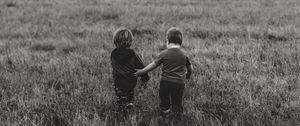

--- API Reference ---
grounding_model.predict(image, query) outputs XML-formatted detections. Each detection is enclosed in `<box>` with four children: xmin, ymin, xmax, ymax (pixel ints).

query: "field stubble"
<box><xmin>0</xmin><ymin>0</ymin><xmax>300</xmax><ymax>125</ymax></box>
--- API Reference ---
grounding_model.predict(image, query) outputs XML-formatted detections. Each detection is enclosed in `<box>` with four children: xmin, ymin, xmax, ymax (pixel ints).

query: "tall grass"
<box><xmin>0</xmin><ymin>0</ymin><xmax>300</xmax><ymax>125</ymax></box>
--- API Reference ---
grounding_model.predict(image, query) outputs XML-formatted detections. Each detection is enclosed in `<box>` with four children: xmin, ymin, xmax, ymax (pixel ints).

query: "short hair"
<box><xmin>113</xmin><ymin>28</ymin><xmax>133</xmax><ymax>48</ymax></box>
<box><xmin>166</xmin><ymin>27</ymin><xmax>183</xmax><ymax>45</ymax></box>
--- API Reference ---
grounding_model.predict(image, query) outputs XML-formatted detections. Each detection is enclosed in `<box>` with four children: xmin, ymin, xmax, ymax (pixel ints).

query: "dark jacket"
<box><xmin>111</xmin><ymin>48</ymin><xmax>150</xmax><ymax>83</ymax></box>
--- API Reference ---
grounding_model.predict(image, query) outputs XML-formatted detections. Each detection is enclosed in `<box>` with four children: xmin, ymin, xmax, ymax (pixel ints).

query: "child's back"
<box><xmin>110</xmin><ymin>28</ymin><xmax>149</xmax><ymax>115</ymax></box>
<box><xmin>111</xmin><ymin>48</ymin><xmax>145</xmax><ymax>76</ymax></box>
<box><xmin>111</xmin><ymin>48</ymin><xmax>149</xmax><ymax>88</ymax></box>
<box><xmin>135</xmin><ymin>27</ymin><xmax>193</xmax><ymax>118</ymax></box>
<box><xmin>154</xmin><ymin>48</ymin><xmax>190</xmax><ymax>84</ymax></box>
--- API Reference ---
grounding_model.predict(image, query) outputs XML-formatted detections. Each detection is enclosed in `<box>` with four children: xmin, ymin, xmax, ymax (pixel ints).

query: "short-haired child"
<box><xmin>135</xmin><ymin>27</ymin><xmax>193</xmax><ymax>118</ymax></box>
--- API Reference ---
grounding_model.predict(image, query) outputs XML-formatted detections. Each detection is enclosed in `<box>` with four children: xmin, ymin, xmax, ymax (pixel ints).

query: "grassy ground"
<box><xmin>0</xmin><ymin>0</ymin><xmax>300</xmax><ymax>125</ymax></box>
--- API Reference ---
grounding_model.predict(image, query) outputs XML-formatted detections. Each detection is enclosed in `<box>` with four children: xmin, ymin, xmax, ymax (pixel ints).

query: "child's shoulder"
<box><xmin>168</xmin><ymin>48</ymin><xmax>187</xmax><ymax>55</ymax></box>
<box><xmin>158</xmin><ymin>48</ymin><xmax>170</xmax><ymax>56</ymax></box>
<box><xmin>173</xmin><ymin>48</ymin><xmax>189</xmax><ymax>58</ymax></box>
<box><xmin>178</xmin><ymin>48</ymin><xmax>187</xmax><ymax>54</ymax></box>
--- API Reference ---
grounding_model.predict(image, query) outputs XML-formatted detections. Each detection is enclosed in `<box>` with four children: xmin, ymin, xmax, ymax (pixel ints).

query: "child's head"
<box><xmin>166</xmin><ymin>27</ymin><xmax>183</xmax><ymax>45</ymax></box>
<box><xmin>113</xmin><ymin>28</ymin><xmax>133</xmax><ymax>48</ymax></box>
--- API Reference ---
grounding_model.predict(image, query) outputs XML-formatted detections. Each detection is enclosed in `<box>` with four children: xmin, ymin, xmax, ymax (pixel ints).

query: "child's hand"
<box><xmin>134</xmin><ymin>69</ymin><xmax>145</xmax><ymax>76</ymax></box>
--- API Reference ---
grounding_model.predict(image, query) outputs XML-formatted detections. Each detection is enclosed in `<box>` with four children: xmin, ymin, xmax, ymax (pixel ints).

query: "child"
<box><xmin>135</xmin><ymin>27</ymin><xmax>193</xmax><ymax>117</ymax></box>
<box><xmin>111</xmin><ymin>28</ymin><xmax>149</xmax><ymax>115</ymax></box>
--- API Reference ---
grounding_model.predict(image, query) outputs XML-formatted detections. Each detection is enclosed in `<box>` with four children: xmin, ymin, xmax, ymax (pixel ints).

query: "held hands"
<box><xmin>136</xmin><ymin>69</ymin><xmax>149</xmax><ymax>89</ymax></box>
<box><xmin>134</xmin><ymin>69</ymin><xmax>145</xmax><ymax>77</ymax></box>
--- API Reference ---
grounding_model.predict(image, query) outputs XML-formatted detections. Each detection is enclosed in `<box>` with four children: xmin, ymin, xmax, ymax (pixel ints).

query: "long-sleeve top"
<box><xmin>111</xmin><ymin>48</ymin><xmax>149</xmax><ymax>82</ymax></box>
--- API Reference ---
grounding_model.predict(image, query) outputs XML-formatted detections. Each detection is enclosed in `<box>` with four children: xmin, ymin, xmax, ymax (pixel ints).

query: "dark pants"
<box><xmin>113</xmin><ymin>74</ymin><xmax>137</xmax><ymax>114</ymax></box>
<box><xmin>159</xmin><ymin>80</ymin><xmax>184</xmax><ymax>114</ymax></box>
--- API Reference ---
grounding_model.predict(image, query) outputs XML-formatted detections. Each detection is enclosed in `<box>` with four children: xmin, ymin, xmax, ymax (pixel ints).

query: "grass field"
<box><xmin>1</xmin><ymin>0</ymin><xmax>300</xmax><ymax>125</ymax></box>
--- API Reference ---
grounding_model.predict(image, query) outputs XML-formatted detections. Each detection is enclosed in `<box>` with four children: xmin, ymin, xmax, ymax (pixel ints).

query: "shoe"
<box><xmin>126</xmin><ymin>103</ymin><xmax>134</xmax><ymax>110</ymax></box>
<box><xmin>160</xmin><ymin>108</ymin><xmax>171</xmax><ymax>114</ymax></box>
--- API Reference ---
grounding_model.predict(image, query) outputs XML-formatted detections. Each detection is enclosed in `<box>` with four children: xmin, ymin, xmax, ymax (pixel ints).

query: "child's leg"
<box><xmin>114</xmin><ymin>75</ymin><xmax>137</xmax><ymax>114</ymax></box>
<box><xmin>114</xmin><ymin>87</ymin><xmax>128</xmax><ymax>112</ymax></box>
<box><xmin>114</xmin><ymin>87</ymin><xmax>135</xmax><ymax>115</ymax></box>
<box><xmin>124</xmin><ymin>88</ymin><xmax>134</xmax><ymax>110</ymax></box>
<box><xmin>159</xmin><ymin>81</ymin><xmax>171</xmax><ymax>113</ymax></box>
<box><xmin>170</xmin><ymin>84</ymin><xmax>184</xmax><ymax>116</ymax></box>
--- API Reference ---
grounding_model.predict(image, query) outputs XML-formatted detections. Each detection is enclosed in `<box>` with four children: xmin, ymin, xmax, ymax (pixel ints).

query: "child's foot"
<box><xmin>126</xmin><ymin>103</ymin><xmax>134</xmax><ymax>110</ymax></box>
<box><xmin>160</xmin><ymin>108</ymin><xmax>171</xmax><ymax>118</ymax></box>
<box><xmin>161</xmin><ymin>109</ymin><xmax>171</xmax><ymax>114</ymax></box>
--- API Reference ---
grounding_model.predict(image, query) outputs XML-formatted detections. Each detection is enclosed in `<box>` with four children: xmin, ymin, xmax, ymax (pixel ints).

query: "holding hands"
<box><xmin>137</xmin><ymin>69</ymin><xmax>149</xmax><ymax>89</ymax></box>
<box><xmin>134</xmin><ymin>69</ymin><xmax>146</xmax><ymax>77</ymax></box>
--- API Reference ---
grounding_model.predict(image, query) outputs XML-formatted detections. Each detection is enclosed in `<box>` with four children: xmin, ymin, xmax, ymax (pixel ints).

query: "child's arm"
<box><xmin>135</xmin><ymin>50</ymin><xmax>165</xmax><ymax>77</ymax></box>
<box><xmin>134</xmin><ymin>53</ymin><xmax>150</xmax><ymax>82</ymax></box>
<box><xmin>134</xmin><ymin>62</ymin><xmax>158</xmax><ymax>76</ymax></box>
<box><xmin>186</xmin><ymin>64</ymin><xmax>193</xmax><ymax>79</ymax></box>
<box><xmin>186</xmin><ymin>57</ymin><xmax>193</xmax><ymax>79</ymax></box>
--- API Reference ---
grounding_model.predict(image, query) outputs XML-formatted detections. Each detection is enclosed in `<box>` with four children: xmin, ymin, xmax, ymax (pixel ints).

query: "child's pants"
<box><xmin>113</xmin><ymin>74</ymin><xmax>137</xmax><ymax>113</ymax></box>
<box><xmin>159</xmin><ymin>80</ymin><xmax>184</xmax><ymax>114</ymax></box>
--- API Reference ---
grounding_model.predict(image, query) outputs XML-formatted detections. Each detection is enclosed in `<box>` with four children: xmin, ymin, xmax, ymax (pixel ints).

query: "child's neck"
<box><xmin>167</xmin><ymin>43</ymin><xmax>180</xmax><ymax>49</ymax></box>
<box><xmin>117</xmin><ymin>47</ymin><xmax>131</xmax><ymax>49</ymax></box>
